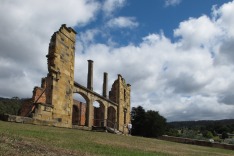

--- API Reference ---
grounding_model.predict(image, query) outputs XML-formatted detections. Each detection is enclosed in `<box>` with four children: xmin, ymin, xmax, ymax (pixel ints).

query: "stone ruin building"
<box><xmin>19</xmin><ymin>24</ymin><xmax>131</xmax><ymax>134</ymax></box>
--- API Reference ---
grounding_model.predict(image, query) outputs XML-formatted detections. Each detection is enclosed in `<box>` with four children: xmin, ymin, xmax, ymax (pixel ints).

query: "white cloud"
<box><xmin>214</xmin><ymin>1</ymin><xmax>234</xmax><ymax>36</ymax></box>
<box><xmin>77</xmin><ymin>29</ymin><xmax>101</xmax><ymax>52</ymax></box>
<box><xmin>107</xmin><ymin>16</ymin><xmax>139</xmax><ymax>28</ymax></box>
<box><xmin>174</xmin><ymin>15</ymin><xmax>223</xmax><ymax>49</ymax></box>
<box><xmin>165</xmin><ymin>0</ymin><xmax>182</xmax><ymax>7</ymax></box>
<box><xmin>0</xmin><ymin>0</ymin><xmax>100</xmax><ymax>97</ymax></box>
<box><xmin>103</xmin><ymin>0</ymin><xmax>126</xmax><ymax>16</ymax></box>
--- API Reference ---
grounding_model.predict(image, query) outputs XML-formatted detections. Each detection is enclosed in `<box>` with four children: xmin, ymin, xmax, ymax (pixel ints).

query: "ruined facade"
<box><xmin>109</xmin><ymin>75</ymin><xmax>131</xmax><ymax>130</ymax></box>
<box><xmin>21</xmin><ymin>24</ymin><xmax>131</xmax><ymax>133</ymax></box>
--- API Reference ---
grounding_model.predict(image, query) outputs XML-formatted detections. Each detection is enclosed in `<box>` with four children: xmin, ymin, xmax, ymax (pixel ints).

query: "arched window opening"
<box><xmin>93</xmin><ymin>101</ymin><xmax>105</xmax><ymax>127</ymax></box>
<box><xmin>72</xmin><ymin>93</ymin><xmax>87</xmax><ymax>126</ymax></box>
<box><xmin>72</xmin><ymin>105</ymin><xmax>79</xmax><ymax>125</ymax></box>
<box><xmin>107</xmin><ymin>106</ymin><xmax>116</xmax><ymax>128</ymax></box>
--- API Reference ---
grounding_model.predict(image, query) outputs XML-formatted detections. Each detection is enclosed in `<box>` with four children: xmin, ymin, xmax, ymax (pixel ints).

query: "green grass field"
<box><xmin>0</xmin><ymin>121</ymin><xmax>234</xmax><ymax>156</ymax></box>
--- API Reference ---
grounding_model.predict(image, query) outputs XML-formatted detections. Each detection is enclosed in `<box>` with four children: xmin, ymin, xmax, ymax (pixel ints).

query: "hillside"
<box><xmin>0</xmin><ymin>97</ymin><xmax>26</xmax><ymax>115</ymax></box>
<box><xmin>168</xmin><ymin>119</ymin><xmax>234</xmax><ymax>135</ymax></box>
<box><xmin>169</xmin><ymin>119</ymin><xmax>234</xmax><ymax>128</ymax></box>
<box><xmin>0</xmin><ymin>121</ymin><xmax>234</xmax><ymax>156</ymax></box>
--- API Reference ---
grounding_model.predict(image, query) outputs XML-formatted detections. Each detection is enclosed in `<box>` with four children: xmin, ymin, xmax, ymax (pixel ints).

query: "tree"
<box><xmin>202</xmin><ymin>130</ymin><xmax>214</xmax><ymax>139</ymax></box>
<box><xmin>131</xmin><ymin>106</ymin><xmax>167</xmax><ymax>137</ymax></box>
<box><xmin>144</xmin><ymin>110</ymin><xmax>167</xmax><ymax>137</ymax></box>
<box><xmin>222</xmin><ymin>132</ymin><xmax>229</xmax><ymax>139</ymax></box>
<box><xmin>131</xmin><ymin>106</ymin><xmax>146</xmax><ymax>136</ymax></box>
<box><xmin>165</xmin><ymin>128</ymin><xmax>180</xmax><ymax>137</ymax></box>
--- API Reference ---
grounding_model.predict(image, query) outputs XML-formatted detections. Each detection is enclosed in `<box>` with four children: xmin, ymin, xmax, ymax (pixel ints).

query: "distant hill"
<box><xmin>0</xmin><ymin>97</ymin><xmax>26</xmax><ymax>115</ymax></box>
<box><xmin>169</xmin><ymin>119</ymin><xmax>234</xmax><ymax>128</ymax></box>
<box><xmin>168</xmin><ymin>119</ymin><xmax>234</xmax><ymax>134</ymax></box>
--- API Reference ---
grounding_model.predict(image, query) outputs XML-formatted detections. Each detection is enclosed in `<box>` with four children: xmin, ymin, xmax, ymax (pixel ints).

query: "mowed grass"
<box><xmin>0</xmin><ymin>121</ymin><xmax>234</xmax><ymax>156</ymax></box>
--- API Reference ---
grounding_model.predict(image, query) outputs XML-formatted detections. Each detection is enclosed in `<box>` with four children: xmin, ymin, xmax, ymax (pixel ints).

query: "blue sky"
<box><xmin>0</xmin><ymin>0</ymin><xmax>234</xmax><ymax>121</ymax></box>
<box><xmin>77</xmin><ymin>0</ymin><xmax>232</xmax><ymax>45</ymax></box>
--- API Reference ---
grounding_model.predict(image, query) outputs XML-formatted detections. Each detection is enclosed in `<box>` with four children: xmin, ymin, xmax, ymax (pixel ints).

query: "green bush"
<box><xmin>222</xmin><ymin>132</ymin><xmax>229</xmax><ymax>139</ymax></box>
<box><xmin>202</xmin><ymin>130</ymin><xmax>214</xmax><ymax>139</ymax></box>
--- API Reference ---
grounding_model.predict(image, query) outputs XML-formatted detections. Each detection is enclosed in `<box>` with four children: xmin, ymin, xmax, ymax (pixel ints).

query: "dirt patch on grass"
<box><xmin>0</xmin><ymin>134</ymin><xmax>92</xmax><ymax>156</ymax></box>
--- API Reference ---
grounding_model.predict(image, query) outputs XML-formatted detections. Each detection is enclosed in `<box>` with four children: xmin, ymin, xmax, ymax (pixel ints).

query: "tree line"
<box><xmin>0</xmin><ymin>97</ymin><xmax>23</xmax><ymax>115</ymax></box>
<box><xmin>131</xmin><ymin>106</ymin><xmax>167</xmax><ymax>137</ymax></box>
<box><xmin>168</xmin><ymin>119</ymin><xmax>234</xmax><ymax>139</ymax></box>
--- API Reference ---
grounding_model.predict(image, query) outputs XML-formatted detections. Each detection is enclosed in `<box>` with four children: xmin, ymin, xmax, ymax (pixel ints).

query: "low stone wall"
<box><xmin>0</xmin><ymin>114</ymin><xmax>55</xmax><ymax>126</ymax></box>
<box><xmin>0</xmin><ymin>114</ymin><xmax>33</xmax><ymax>123</ymax></box>
<box><xmin>158</xmin><ymin>135</ymin><xmax>234</xmax><ymax>150</ymax></box>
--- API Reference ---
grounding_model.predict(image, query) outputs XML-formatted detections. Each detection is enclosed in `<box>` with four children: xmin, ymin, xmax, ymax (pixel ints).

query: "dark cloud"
<box><xmin>0</xmin><ymin>36</ymin><xmax>46</xmax><ymax>67</ymax></box>
<box><xmin>219</xmin><ymin>37</ymin><xmax>234</xmax><ymax>64</ymax></box>
<box><xmin>218</xmin><ymin>93</ymin><xmax>234</xmax><ymax>105</ymax></box>
<box><xmin>167</xmin><ymin>73</ymin><xmax>204</xmax><ymax>94</ymax></box>
<box><xmin>167</xmin><ymin>102</ymin><xmax>234</xmax><ymax>121</ymax></box>
<box><xmin>0</xmin><ymin>66</ymin><xmax>25</xmax><ymax>79</ymax></box>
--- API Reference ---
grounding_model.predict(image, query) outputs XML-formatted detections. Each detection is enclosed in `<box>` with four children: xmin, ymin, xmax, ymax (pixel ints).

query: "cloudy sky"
<box><xmin>1</xmin><ymin>0</ymin><xmax>234</xmax><ymax>121</ymax></box>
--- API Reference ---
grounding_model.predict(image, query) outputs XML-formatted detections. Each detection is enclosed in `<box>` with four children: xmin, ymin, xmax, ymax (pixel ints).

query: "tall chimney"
<box><xmin>87</xmin><ymin>60</ymin><xmax>93</xmax><ymax>91</ymax></box>
<box><xmin>103</xmin><ymin>72</ymin><xmax>108</xmax><ymax>97</ymax></box>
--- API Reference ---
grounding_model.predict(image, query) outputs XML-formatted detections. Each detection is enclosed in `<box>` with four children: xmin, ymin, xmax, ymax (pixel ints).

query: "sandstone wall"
<box><xmin>32</xmin><ymin>24</ymin><xmax>77</xmax><ymax>128</ymax></box>
<box><xmin>109</xmin><ymin>74</ymin><xmax>131</xmax><ymax>133</ymax></box>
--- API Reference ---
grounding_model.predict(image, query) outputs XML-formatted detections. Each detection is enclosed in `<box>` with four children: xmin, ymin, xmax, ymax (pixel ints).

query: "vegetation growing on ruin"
<box><xmin>1</xmin><ymin>121</ymin><xmax>234</xmax><ymax>156</ymax></box>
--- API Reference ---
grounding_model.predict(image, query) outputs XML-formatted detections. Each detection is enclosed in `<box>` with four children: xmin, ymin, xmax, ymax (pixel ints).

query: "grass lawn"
<box><xmin>0</xmin><ymin>121</ymin><xmax>234</xmax><ymax>156</ymax></box>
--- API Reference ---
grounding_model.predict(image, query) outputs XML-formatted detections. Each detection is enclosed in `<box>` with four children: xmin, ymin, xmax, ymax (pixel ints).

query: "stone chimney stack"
<box><xmin>102</xmin><ymin>72</ymin><xmax>108</xmax><ymax>98</ymax></box>
<box><xmin>87</xmin><ymin>60</ymin><xmax>93</xmax><ymax>91</ymax></box>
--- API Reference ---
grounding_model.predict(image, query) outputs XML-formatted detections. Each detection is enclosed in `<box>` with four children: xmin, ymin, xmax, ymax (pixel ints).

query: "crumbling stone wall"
<box><xmin>109</xmin><ymin>74</ymin><xmax>131</xmax><ymax>133</ymax></box>
<box><xmin>32</xmin><ymin>87</ymin><xmax>46</xmax><ymax>103</ymax></box>
<box><xmin>31</xmin><ymin>24</ymin><xmax>77</xmax><ymax>127</ymax></box>
<box><xmin>19</xmin><ymin>78</ymin><xmax>47</xmax><ymax>117</ymax></box>
<box><xmin>18</xmin><ymin>98</ymin><xmax>33</xmax><ymax>117</ymax></box>
<box><xmin>32</xmin><ymin>78</ymin><xmax>47</xmax><ymax>103</ymax></box>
